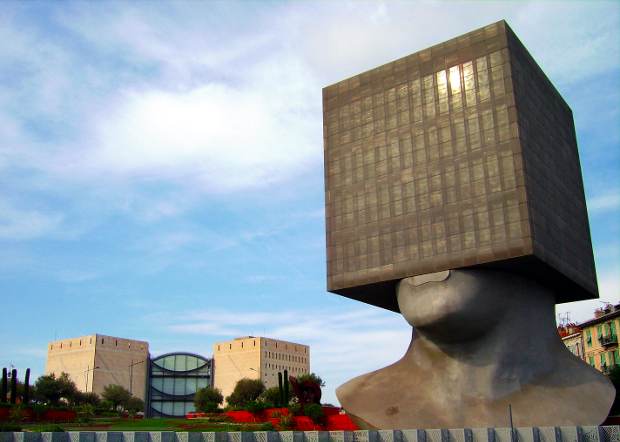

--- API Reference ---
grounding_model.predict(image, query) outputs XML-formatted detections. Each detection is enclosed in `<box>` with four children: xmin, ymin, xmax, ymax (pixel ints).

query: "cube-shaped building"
<box><xmin>323</xmin><ymin>20</ymin><xmax>597</xmax><ymax>311</ymax></box>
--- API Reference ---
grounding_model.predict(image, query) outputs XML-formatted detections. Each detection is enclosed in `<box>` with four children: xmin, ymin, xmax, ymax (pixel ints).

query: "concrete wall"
<box><xmin>46</xmin><ymin>335</ymin><xmax>97</xmax><ymax>393</ymax></box>
<box><xmin>213</xmin><ymin>337</ymin><xmax>310</xmax><ymax>404</ymax></box>
<box><xmin>46</xmin><ymin>334</ymin><xmax>149</xmax><ymax>401</ymax></box>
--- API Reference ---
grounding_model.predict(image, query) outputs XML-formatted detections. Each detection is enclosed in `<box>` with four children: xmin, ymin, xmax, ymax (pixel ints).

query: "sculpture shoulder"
<box><xmin>336</xmin><ymin>361</ymin><xmax>404</xmax><ymax>410</ymax></box>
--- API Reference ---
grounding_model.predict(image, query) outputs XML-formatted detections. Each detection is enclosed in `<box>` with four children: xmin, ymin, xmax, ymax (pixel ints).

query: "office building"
<box><xmin>322</xmin><ymin>20</ymin><xmax>597</xmax><ymax>311</ymax></box>
<box><xmin>46</xmin><ymin>334</ymin><xmax>149</xmax><ymax>401</ymax></box>
<box><xmin>213</xmin><ymin>336</ymin><xmax>309</xmax><ymax>404</ymax></box>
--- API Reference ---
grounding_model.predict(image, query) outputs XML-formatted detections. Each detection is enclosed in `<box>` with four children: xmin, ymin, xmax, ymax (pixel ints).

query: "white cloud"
<box><xmin>588</xmin><ymin>190</ymin><xmax>620</xmax><ymax>213</ymax></box>
<box><xmin>164</xmin><ymin>306</ymin><xmax>410</xmax><ymax>405</ymax></box>
<box><xmin>0</xmin><ymin>199</ymin><xmax>63</xmax><ymax>241</ymax></box>
<box><xmin>77</xmin><ymin>77</ymin><xmax>320</xmax><ymax>193</ymax></box>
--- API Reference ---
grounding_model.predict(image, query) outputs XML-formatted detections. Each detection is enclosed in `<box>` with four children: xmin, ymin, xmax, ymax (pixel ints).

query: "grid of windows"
<box><xmin>323</xmin><ymin>20</ymin><xmax>596</xmax><ymax>309</ymax></box>
<box><xmin>324</xmin><ymin>22</ymin><xmax>528</xmax><ymax>299</ymax></box>
<box><xmin>148</xmin><ymin>353</ymin><xmax>213</xmax><ymax>418</ymax></box>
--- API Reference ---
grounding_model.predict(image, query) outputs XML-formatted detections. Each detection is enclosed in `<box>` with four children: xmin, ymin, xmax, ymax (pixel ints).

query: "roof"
<box><xmin>579</xmin><ymin>307</ymin><xmax>620</xmax><ymax>328</ymax></box>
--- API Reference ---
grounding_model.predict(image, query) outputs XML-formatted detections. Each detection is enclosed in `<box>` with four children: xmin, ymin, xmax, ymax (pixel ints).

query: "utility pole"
<box><xmin>83</xmin><ymin>366</ymin><xmax>100</xmax><ymax>393</ymax></box>
<box><xmin>128</xmin><ymin>360</ymin><xmax>145</xmax><ymax>396</ymax></box>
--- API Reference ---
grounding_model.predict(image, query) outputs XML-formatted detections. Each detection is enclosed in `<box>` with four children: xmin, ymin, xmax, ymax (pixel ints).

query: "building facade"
<box><xmin>46</xmin><ymin>334</ymin><xmax>149</xmax><ymax>401</ymax></box>
<box><xmin>146</xmin><ymin>352</ymin><xmax>213</xmax><ymax>417</ymax></box>
<box><xmin>558</xmin><ymin>323</ymin><xmax>584</xmax><ymax>360</ymax></box>
<box><xmin>213</xmin><ymin>336</ymin><xmax>310</xmax><ymax>404</ymax></box>
<box><xmin>322</xmin><ymin>20</ymin><xmax>596</xmax><ymax>311</ymax></box>
<box><xmin>581</xmin><ymin>306</ymin><xmax>620</xmax><ymax>373</ymax></box>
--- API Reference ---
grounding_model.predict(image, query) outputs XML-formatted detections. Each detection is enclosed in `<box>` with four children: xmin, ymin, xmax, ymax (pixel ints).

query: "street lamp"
<box><xmin>83</xmin><ymin>366</ymin><xmax>100</xmax><ymax>393</ymax></box>
<box><xmin>128</xmin><ymin>360</ymin><xmax>146</xmax><ymax>396</ymax></box>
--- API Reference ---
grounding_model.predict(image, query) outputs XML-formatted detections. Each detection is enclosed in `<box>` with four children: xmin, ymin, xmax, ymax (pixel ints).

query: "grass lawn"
<box><xmin>19</xmin><ymin>418</ymin><xmax>275</xmax><ymax>432</ymax></box>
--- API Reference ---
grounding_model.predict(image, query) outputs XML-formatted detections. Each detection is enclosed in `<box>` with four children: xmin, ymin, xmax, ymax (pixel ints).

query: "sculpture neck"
<box><xmin>404</xmin><ymin>287</ymin><xmax>564</xmax><ymax>398</ymax></box>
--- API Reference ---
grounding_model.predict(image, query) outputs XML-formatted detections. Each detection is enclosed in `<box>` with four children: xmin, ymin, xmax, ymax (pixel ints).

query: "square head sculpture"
<box><xmin>323</xmin><ymin>20</ymin><xmax>597</xmax><ymax>311</ymax></box>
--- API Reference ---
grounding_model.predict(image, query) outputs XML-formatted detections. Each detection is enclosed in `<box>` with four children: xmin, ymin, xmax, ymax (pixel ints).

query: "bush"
<box><xmin>34</xmin><ymin>373</ymin><xmax>77</xmax><ymax>406</ymax></box>
<box><xmin>126</xmin><ymin>397</ymin><xmax>144</xmax><ymax>415</ymax></box>
<box><xmin>37</xmin><ymin>424</ymin><xmax>65</xmax><ymax>432</ymax></box>
<box><xmin>245</xmin><ymin>400</ymin><xmax>272</xmax><ymax>415</ymax></box>
<box><xmin>288</xmin><ymin>402</ymin><xmax>302</xmax><ymax>416</ymax></box>
<box><xmin>295</xmin><ymin>373</ymin><xmax>325</xmax><ymax>387</ymax></box>
<box><xmin>194</xmin><ymin>387</ymin><xmax>224</xmax><ymax>413</ymax></box>
<box><xmin>279</xmin><ymin>414</ymin><xmax>294</xmax><ymax>430</ymax></box>
<box><xmin>304</xmin><ymin>403</ymin><xmax>324</xmax><ymax>424</ymax></box>
<box><xmin>0</xmin><ymin>423</ymin><xmax>22</xmax><ymax>432</ymax></box>
<box><xmin>226</xmin><ymin>378</ymin><xmax>265</xmax><ymax>408</ymax></box>
<box><xmin>101</xmin><ymin>385</ymin><xmax>131</xmax><ymax>410</ymax></box>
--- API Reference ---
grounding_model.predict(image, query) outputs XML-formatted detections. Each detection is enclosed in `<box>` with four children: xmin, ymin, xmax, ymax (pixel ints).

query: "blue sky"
<box><xmin>1</xmin><ymin>1</ymin><xmax>619</xmax><ymax>405</ymax></box>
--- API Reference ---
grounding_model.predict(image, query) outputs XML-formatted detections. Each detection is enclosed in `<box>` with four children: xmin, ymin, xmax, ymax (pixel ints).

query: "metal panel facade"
<box><xmin>323</xmin><ymin>21</ymin><xmax>596</xmax><ymax>310</ymax></box>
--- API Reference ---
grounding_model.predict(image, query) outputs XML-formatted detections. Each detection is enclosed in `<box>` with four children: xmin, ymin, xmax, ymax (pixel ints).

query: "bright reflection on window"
<box><xmin>449</xmin><ymin>66</ymin><xmax>461</xmax><ymax>94</ymax></box>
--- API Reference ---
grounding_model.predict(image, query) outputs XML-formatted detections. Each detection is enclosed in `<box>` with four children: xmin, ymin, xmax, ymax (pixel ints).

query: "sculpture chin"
<box><xmin>397</xmin><ymin>269</ymin><xmax>505</xmax><ymax>342</ymax></box>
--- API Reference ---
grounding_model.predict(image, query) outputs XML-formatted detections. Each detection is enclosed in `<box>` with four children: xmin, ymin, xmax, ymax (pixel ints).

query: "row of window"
<box><xmin>588</xmin><ymin>350</ymin><xmax>620</xmax><ymax>368</ymax></box>
<box><xmin>585</xmin><ymin>321</ymin><xmax>618</xmax><ymax>348</ymax></box>
<box><xmin>150</xmin><ymin>400</ymin><xmax>195</xmax><ymax>417</ymax></box>
<box><xmin>50</xmin><ymin>338</ymin><xmax>145</xmax><ymax>351</ymax></box>
<box><xmin>265</xmin><ymin>364</ymin><xmax>305</xmax><ymax>373</ymax></box>
<box><xmin>324</xmin><ymin>52</ymin><xmax>509</xmax><ymax>137</ymax></box>
<box><xmin>216</xmin><ymin>340</ymin><xmax>307</xmax><ymax>353</ymax></box>
<box><xmin>152</xmin><ymin>354</ymin><xmax>210</xmax><ymax>372</ymax></box>
<box><xmin>150</xmin><ymin>376</ymin><xmax>211</xmax><ymax>396</ymax></box>
<box><xmin>264</xmin><ymin>351</ymin><xmax>307</xmax><ymax>364</ymax></box>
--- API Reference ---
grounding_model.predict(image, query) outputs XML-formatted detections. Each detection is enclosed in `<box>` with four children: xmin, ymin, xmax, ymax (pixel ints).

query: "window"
<box><xmin>589</xmin><ymin>356</ymin><xmax>595</xmax><ymax>366</ymax></box>
<box><xmin>586</xmin><ymin>330</ymin><xmax>592</xmax><ymax>346</ymax></box>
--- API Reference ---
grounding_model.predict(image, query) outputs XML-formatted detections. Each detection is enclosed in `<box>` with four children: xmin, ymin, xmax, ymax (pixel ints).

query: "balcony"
<box><xmin>599</xmin><ymin>334</ymin><xmax>618</xmax><ymax>347</ymax></box>
<box><xmin>602</xmin><ymin>363</ymin><xmax>618</xmax><ymax>375</ymax></box>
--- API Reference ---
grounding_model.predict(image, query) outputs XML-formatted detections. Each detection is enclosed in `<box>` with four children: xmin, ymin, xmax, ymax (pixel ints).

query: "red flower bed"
<box><xmin>43</xmin><ymin>409</ymin><xmax>77</xmax><ymax>422</ymax></box>
<box><xmin>293</xmin><ymin>416</ymin><xmax>322</xmax><ymax>431</ymax></box>
<box><xmin>225</xmin><ymin>410</ymin><xmax>260</xmax><ymax>423</ymax></box>
<box><xmin>0</xmin><ymin>407</ymin><xmax>9</xmax><ymax>420</ymax></box>
<box><xmin>326</xmin><ymin>414</ymin><xmax>358</xmax><ymax>431</ymax></box>
<box><xmin>191</xmin><ymin>407</ymin><xmax>358</xmax><ymax>431</ymax></box>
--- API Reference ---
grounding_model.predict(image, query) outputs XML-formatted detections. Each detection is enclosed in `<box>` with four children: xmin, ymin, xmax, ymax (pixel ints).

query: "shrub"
<box><xmin>194</xmin><ymin>387</ymin><xmax>224</xmax><ymax>413</ymax></box>
<box><xmin>245</xmin><ymin>400</ymin><xmax>271</xmax><ymax>415</ymax></box>
<box><xmin>295</xmin><ymin>373</ymin><xmax>325</xmax><ymax>387</ymax></box>
<box><xmin>304</xmin><ymin>403</ymin><xmax>324</xmax><ymax>424</ymax></box>
<box><xmin>279</xmin><ymin>414</ymin><xmax>294</xmax><ymax>430</ymax></box>
<box><xmin>101</xmin><ymin>385</ymin><xmax>131</xmax><ymax>410</ymax></box>
<box><xmin>126</xmin><ymin>397</ymin><xmax>144</xmax><ymax>415</ymax></box>
<box><xmin>226</xmin><ymin>378</ymin><xmax>265</xmax><ymax>408</ymax></box>
<box><xmin>34</xmin><ymin>373</ymin><xmax>77</xmax><ymax>406</ymax></box>
<box><xmin>37</xmin><ymin>424</ymin><xmax>65</xmax><ymax>432</ymax></box>
<box><xmin>0</xmin><ymin>423</ymin><xmax>22</xmax><ymax>432</ymax></box>
<box><xmin>288</xmin><ymin>402</ymin><xmax>302</xmax><ymax>416</ymax></box>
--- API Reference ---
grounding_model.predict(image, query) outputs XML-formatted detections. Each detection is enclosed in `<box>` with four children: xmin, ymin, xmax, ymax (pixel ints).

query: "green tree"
<box><xmin>126</xmin><ymin>397</ymin><xmax>144</xmax><ymax>415</ymax></box>
<box><xmin>295</xmin><ymin>373</ymin><xmax>325</xmax><ymax>387</ymax></box>
<box><xmin>260</xmin><ymin>387</ymin><xmax>281</xmax><ymax>405</ymax></box>
<box><xmin>72</xmin><ymin>391</ymin><xmax>100</xmax><ymax>406</ymax></box>
<box><xmin>101</xmin><ymin>384</ymin><xmax>132</xmax><ymax>411</ymax></box>
<box><xmin>34</xmin><ymin>373</ymin><xmax>77</xmax><ymax>405</ymax></box>
<box><xmin>194</xmin><ymin>386</ymin><xmax>223</xmax><ymax>412</ymax></box>
<box><xmin>226</xmin><ymin>378</ymin><xmax>265</xmax><ymax>408</ymax></box>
